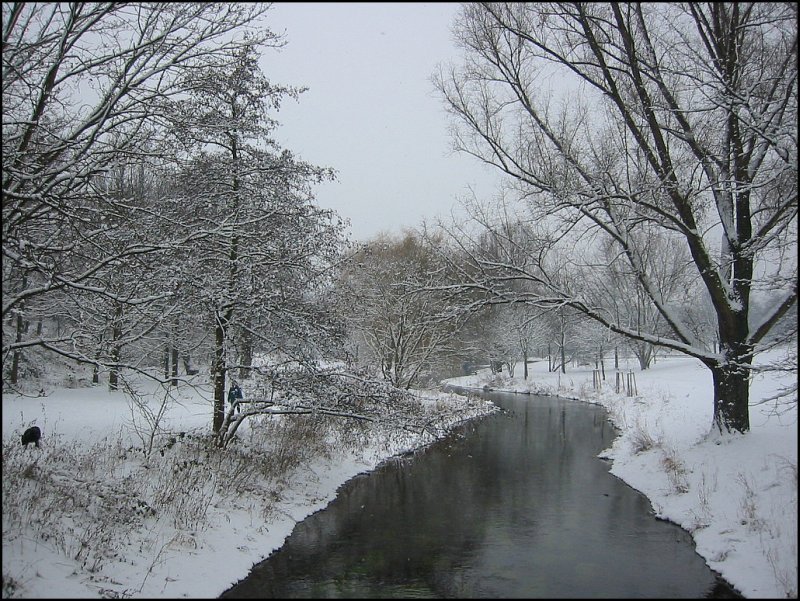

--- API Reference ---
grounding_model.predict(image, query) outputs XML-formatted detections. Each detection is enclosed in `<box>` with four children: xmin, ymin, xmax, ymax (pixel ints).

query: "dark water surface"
<box><xmin>222</xmin><ymin>391</ymin><xmax>739</xmax><ymax>598</ymax></box>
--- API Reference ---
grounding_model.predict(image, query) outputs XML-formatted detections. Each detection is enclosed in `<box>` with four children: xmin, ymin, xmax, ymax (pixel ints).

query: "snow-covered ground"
<box><xmin>1</xmin><ymin>369</ymin><xmax>496</xmax><ymax>599</ymax></box>
<box><xmin>446</xmin><ymin>348</ymin><xmax>797</xmax><ymax>599</ymax></box>
<box><xmin>2</xmin><ymin>347</ymin><xmax>796</xmax><ymax>599</ymax></box>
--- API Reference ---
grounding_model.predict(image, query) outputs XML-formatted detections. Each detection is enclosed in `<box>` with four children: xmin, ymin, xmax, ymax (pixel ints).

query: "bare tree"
<box><xmin>435</xmin><ymin>2</ymin><xmax>797</xmax><ymax>434</ymax></box>
<box><xmin>591</xmin><ymin>230</ymin><xmax>695</xmax><ymax>369</ymax></box>
<box><xmin>475</xmin><ymin>302</ymin><xmax>548</xmax><ymax>378</ymax></box>
<box><xmin>339</xmin><ymin>231</ymin><xmax>463</xmax><ymax>389</ymax></box>
<box><xmin>166</xmin><ymin>41</ymin><xmax>343</xmax><ymax>433</ymax></box>
<box><xmin>2</xmin><ymin>3</ymin><xmax>274</xmax><ymax>380</ymax></box>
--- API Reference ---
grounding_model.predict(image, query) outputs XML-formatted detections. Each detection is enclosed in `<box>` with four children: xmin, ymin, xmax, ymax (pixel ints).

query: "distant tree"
<box><xmin>544</xmin><ymin>306</ymin><xmax>580</xmax><ymax>374</ymax></box>
<box><xmin>478</xmin><ymin>303</ymin><xmax>548</xmax><ymax>379</ymax></box>
<box><xmin>571</xmin><ymin>316</ymin><xmax>611</xmax><ymax>379</ymax></box>
<box><xmin>339</xmin><ymin>231</ymin><xmax>463</xmax><ymax>389</ymax></box>
<box><xmin>435</xmin><ymin>2</ymin><xmax>797</xmax><ymax>434</ymax></box>
<box><xmin>467</xmin><ymin>304</ymin><xmax>518</xmax><ymax>376</ymax></box>
<box><xmin>596</xmin><ymin>230</ymin><xmax>695</xmax><ymax>370</ymax></box>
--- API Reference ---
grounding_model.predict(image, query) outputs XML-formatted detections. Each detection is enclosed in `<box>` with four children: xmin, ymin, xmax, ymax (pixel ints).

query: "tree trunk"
<box><xmin>109</xmin><ymin>303</ymin><xmax>122</xmax><ymax>391</ymax></box>
<box><xmin>171</xmin><ymin>318</ymin><xmax>179</xmax><ymax>385</ymax></box>
<box><xmin>10</xmin><ymin>310</ymin><xmax>23</xmax><ymax>384</ymax></box>
<box><xmin>710</xmin><ymin>309</ymin><xmax>753</xmax><ymax>434</ymax></box>
<box><xmin>710</xmin><ymin>361</ymin><xmax>750</xmax><ymax>434</ymax></box>
<box><xmin>219</xmin><ymin>137</ymin><xmax>240</xmax><ymax>431</ymax></box>
<box><xmin>239</xmin><ymin>325</ymin><xmax>252</xmax><ymax>380</ymax></box>
<box><xmin>171</xmin><ymin>344</ymin><xmax>179</xmax><ymax>386</ymax></box>
<box><xmin>523</xmin><ymin>348</ymin><xmax>528</xmax><ymax>380</ymax></box>
<box><xmin>635</xmin><ymin>341</ymin><xmax>652</xmax><ymax>370</ymax></box>
<box><xmin>93</xmin><ymin>342</ymin><xmax>103</xmax><ymax>385</ymax></box>
<box><xmin>212</xmin><ymin>312</ymin><xmax>227</xmax><ymax>434</ymax></box>
<box><xmin>10</xmin><ymin>274</ymin><xmax>28</xmax><ymax>385</ymax></box>
<box><xmin>600</xmin><ymin>345</ymin><xmax>605</xmax><ymax>380</ymax></box>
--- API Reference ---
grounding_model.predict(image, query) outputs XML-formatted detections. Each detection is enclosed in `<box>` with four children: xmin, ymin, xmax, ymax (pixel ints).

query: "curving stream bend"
<box><xmin>222</xmin><ymin>390</ymin><xmax>740</xmax><ymax>598</ymax></box>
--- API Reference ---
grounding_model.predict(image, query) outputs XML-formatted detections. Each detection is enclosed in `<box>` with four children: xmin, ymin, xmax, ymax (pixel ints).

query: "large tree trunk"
<box><xmin>710</xmin><ymin>361</ymin><xmax>750</xmax><ymax>434</ymax></box>
<box><xmin>634</xmin><ymin>341</ymin><xmax>653</xmax><ymax>370</ymax></box>
<box><xmin>710</xmin><ymin>305</ymin><xmax>753</xmax><ymax>433</ymax></box>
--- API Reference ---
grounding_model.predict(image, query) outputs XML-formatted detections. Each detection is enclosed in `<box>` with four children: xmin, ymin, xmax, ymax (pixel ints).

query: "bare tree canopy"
<box><xmin>338</xmin><ymin>231</ymin><xmax>464</xmax><ymax>390</ymax></box>
<box><xmin>2</xmin><ymin>3</ymin><xmax>275</xmax><ymax>356</ymax></box>
<box><xmin>435</xmin><ymin>2</ymin><xmax>797</xmax><ymax>434</ymax></box>
<box><xmin>1</xmin><ymin>3</ymin><xmax>358</xmax><ymax>439</ymax></box>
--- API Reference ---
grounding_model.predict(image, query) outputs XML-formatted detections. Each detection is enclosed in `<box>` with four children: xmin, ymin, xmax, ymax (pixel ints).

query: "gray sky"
<box><xmin>260</xmin><ymin>2</ymin><xmax>502</xmax><ymax>242</ymax></box>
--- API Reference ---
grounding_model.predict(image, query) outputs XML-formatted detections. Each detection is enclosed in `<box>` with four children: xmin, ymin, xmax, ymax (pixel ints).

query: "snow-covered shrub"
<box><xmin>236</xmin><ymin>413</ymin><xmax>333</xmax><ymax>485</ymax></box>
<box><xmin>629</xmin><ymin>416</ymin><xmax>660</xmax><ymax>454</ymax></box>
<box><xmin>697</xmin><ymin>469</ymin><xmax>717</xmax><ymax>520</ymax></box>
<box><xmin>736</xmin><ymin>472</ymin><xmax>766</xmax><ymax>532</ymax></box>
<box><xmin>660</xmin><ymin>446</ymin><xmax>689</xmax><ymax>494</ymax></box>
<box><xmin>630</xmin><ymin>426</ymin><xmax>658</xmax><ymax>454</ymax></box>
<box><xmin>122</xmin><ymin>377</ymin><xmax>176</xmax><ymax>458</ymax></box>
<box><xmin>1</xmin><ymin>575</ymin><xmax>21</xmax><ymax>598</ymax></box>
<box><xmin>2</xmin><ymin>435</ymin><xmax>152</xmax><ymax>576</ymax></box>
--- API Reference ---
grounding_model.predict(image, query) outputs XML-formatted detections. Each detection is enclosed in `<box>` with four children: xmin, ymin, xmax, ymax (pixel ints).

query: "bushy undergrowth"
<box><xmin>1</xmin><ymin>411</ymin><xmax>338</xmax><ymax>580</ymax></box>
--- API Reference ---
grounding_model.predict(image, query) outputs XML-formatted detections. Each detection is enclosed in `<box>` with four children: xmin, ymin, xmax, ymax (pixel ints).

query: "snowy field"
<box><xmin>2</xmin><ymin>347</ymin><xmax>797</xmax><ymax>599</ymax></box>
<box><xmin>446</xmin><ymin>347</ymin><xmax>797</xmax><ymax>599</ymax></box>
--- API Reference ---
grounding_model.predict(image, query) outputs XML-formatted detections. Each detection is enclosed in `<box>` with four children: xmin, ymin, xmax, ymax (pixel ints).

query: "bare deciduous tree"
<box><xmin>2</xmin><ymin>2</ymin><xmax>273</xmax><ymax>380</ymax></box>
<box><xmin>340</xmin><ymin>231</ymin><xmax>463</xmax><ymax>389</ymax></box>
<box><xmin>435</xmin><ymin>2</ymin><xmax>797</xmax><ymax>434</ymax></box>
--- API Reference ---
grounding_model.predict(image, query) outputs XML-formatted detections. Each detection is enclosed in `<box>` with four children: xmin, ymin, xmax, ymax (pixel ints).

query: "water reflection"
<box><xmin>222</xmin><ymin>392</ymin><xmax>739</xmax><ymax>598</ymax></box>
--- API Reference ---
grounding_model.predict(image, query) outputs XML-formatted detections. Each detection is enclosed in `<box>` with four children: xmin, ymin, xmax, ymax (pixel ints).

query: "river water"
<box><xmin>221</xmin><ymin>391</ymin><xmax>739</xmax><ymax>598</ymax></box>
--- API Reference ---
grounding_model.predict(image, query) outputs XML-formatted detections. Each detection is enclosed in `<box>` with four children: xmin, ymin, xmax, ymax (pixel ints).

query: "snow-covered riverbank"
<box><xmin>444</xmin><ymin>348</ymin><xmax>797</xmax><ymax>599</ymax></box>
<box><xmin>2</xmin><ymin>375</ymin><xmax>496</xmax><ymax>599</ymax></box>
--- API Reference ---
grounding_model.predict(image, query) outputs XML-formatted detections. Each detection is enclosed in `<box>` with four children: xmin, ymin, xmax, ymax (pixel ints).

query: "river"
<box><xmin>221</xmin><ymin>390</ymin><xmax>740</xmax><ymax>598</ymax></box>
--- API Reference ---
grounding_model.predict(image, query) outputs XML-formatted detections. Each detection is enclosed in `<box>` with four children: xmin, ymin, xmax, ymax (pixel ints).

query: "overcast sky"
<box><xmin>260</xmin><ymin>2</ymin><xmax>502</xmax><ymax>242</ymax></box>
